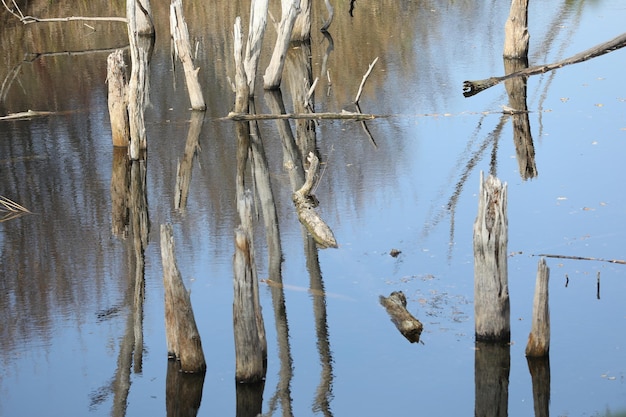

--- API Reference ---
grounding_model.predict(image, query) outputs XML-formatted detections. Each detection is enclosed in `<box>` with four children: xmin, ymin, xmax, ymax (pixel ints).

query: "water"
<box><xmin>1</xmin><ymin>1</ymin><xmax>625</xmax><ymax>416</ymax></box>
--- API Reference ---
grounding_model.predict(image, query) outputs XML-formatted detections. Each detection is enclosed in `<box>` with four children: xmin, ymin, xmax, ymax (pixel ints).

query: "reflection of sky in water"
<box><xmin>1</xmin><ymin>1</ymin><xmax>625</xmax><ymax>416</ymax></box>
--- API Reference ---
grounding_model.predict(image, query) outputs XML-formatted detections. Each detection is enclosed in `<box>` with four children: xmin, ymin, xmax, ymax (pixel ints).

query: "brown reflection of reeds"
<box><xmin>475</xmin><ymin>341</ymin><xmax>510</xmax><ymax>417</ymax></box>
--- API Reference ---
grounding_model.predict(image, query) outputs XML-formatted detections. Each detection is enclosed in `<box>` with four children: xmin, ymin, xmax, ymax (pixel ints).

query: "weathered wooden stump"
<box><xmin>503</xmin><ymin>0</ymin><xmax>530</xmax><ymax>59</ymax></box>
<box><xmin>160</xmin><ymin>224</ymin><xmax>206</xmax><ymax>373</ymax></box>
<box><xmin>473</xmin><ymin>172</ymin><xmax>510</xmax><ymax>342</ymax></box>
<box><xmin>526</xmin><ymin>258</ymin><xmax>550</xmax><ymax>357</ymax></box>
<box><xmin>106</xmin><ymin>50</ymin><xmax>129</xmax><ymax>147</ymax></box>
<box><xmin>170</xmin><ymin>0</ymin><xmax>206</xmax><ymax>111</ymax></box>
<box><xmin>379</xmin><ymin>291</ymin><xmax>423</xmax><ymax>343</ymax></box>
<box><xmin>292</xmin><ymin>152</ymin><xmax>338</xmax><ymax>249</ymax></box>
<box><xmin>263</xmin><ymin>0</ymin><xmax>300</xmax><ymax>89</ymax></box>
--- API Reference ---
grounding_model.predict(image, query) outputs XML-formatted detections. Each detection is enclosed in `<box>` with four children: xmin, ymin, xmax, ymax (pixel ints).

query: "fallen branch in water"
<box><xmin>379</xmin><ymin>291</ymin><xmax>423</xmax><ymax>344</ymax></box>
<box><xmin>533</xmin><ymin>253</ymin><xmax>626</xmax><ymax>265</ymax></box>
<box><xmin>463</xmin><ymin>31</ymin><xmax>626</xmax><ymax>97</ymax></box>
<box><xmin>226</xmin><ymin>111</ymin><xmax>379</xmax><ymax>121</ymax></box>
<box><xmin>2</xmin><ymin>0</ymin><xmax>126</xmax><ymax>24</ymax></box>
<box><xmin>0</xmin><ymin>195</ymin><xmax>32</xmax><ymax>222</ymax></box>
<box><xmin>0</xmin><ymin>110</ymin><xmax>56</xmax><ymax>121</ymax></box>
<box><xmin>354</xmin><ymin>57</ymin><xmax>378</xmax><ymax>104</ymax></box>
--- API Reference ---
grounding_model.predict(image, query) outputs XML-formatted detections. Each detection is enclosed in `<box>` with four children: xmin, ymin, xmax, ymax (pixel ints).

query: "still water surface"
<box><xmin>1</xmin><ymin>1</ymin><xmax>625</xmax><ymax>416</ymax></box>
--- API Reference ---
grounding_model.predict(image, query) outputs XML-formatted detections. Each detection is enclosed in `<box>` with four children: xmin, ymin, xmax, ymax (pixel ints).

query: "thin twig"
<box><xmin>354</xmin><ymin>57</ymin><xmax>378</xmax><ymax>104</ymax></box>
<box><xmin>534</xmin><ymin>253</ymin><xmax>626</xmax><ymax>265</ymax></box>
<box><xmin>0</xmin><ymin>196</ymin><xmax>31</xmax><ymax>213</ymax></box>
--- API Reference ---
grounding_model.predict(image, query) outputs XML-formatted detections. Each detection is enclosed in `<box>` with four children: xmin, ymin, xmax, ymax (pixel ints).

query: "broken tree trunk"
<box><xmin>244</xmin><ymin>0</ymin><xmax>269</xmax><ymax>95</ymax></box>
<box><xmin>160</xmin><ymin>223</ymin><xmax>206</xmax><ymax>373</ymax></box>
<box><xmin>106</xmin><ymin>49</ymin><xmax>130</xmax><ymax>147</ymax></box>
<box><xmin>263</xmin><ymin>0</ymin><xmax>300</xmax><ymax>90</ymax></box>
<box><xmin>233</xmin><ymin>224</ymin><xmax>267</xmax><ymax>383</ymax></box>
<box><xmin>473</xmin><ymin>172</ymin><xmax>510</xmax><ymax>342</ymax></box>
<box><xmin>379</xmin><ymin>291</ymin><xmax>423</xmax><ymax>343</ymax></box>
<box><xmin>503</xmin><ymin>0</ymin><xmax>529</xmax><ymax>59</ymax></box>
<box><xmin>292</xmin><ymin>0</ymin><xmax>310</xmax><ymax>42</ymax></box>
<box><xmin>464</xmin><ymin>31</ymin><xmax>626</xmax><ymax>97</ymax></box>
<box><xmin>526</xmin><ymin>257</ymin><xmax>550</xmax><ymax>357</ymax></box>
<box><xmin>292</xmin><ymin>152</ymin><xmax>338</xmax><ymax>248</ymax></box>
<box><xmin>170</xmin><ymin>0</ymin><xmax>206</xmax><ymax>111</ymax></box>
<box><xmin>233</xmin><ymin>17</ymin><xmax>249</xmax><ymax>113</ymax></box>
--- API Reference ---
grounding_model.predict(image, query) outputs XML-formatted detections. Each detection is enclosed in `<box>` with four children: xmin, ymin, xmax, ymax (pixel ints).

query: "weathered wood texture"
<box><xmin>464</xmin><ymin>31</ymin><xmax>626</xmax><ymax>97</ymax></box>
<box><xmin>233</xmin><ymin>17</ymin><xmax>249</xmax><ymax>113</ymax></box>
<box><xmin>233</xmin><ymin>226</ymin><xmax>267</xmax><ymax>383</ymax></box>
<box><xmin>526</xmin><ymin>258</ymin><xmax>550</xmax><ymax>357</ymax></box>
<box><xmin>503</xmin><ymin>0</ymin><xmax>529</xmax><ymax>59</ymax></box>
<box><xmin>292</xmin><ymin>152</ymin><xmax>338</xmax><ymax>248</ymax></box>
<box><xmin>263</xmin><ymin>0</ymin><xmax>300</xmax><ymax>89</ymax></box>
<box><xmin>127</xmin><ymin>1</ymin><xmax>153</xmax><ymax>159</ymax></box>
<box><xmin>473</xmin><ymin>172</ymin><xmax>510</xmax><ymax>342</ymax></box>
<box><xmin>170</xmin><ymin>0</ymin><xmax>205</xmax><ymax>110</ymax></box>
<box><xmin>106</xmin><ymin>50</ymin><xmax>130</xmax><ymax>147</ymax></box>
<box><xmin>292</xmin><ymin>0</ymin><xmax>311</xmax><ymax>41</ymax></box>
<box><xmin>244</xmin><ymin>0</ymin><xmax>269</xmax><ymax>94</ymax></box>
<box><xmin>160</xmin><ymin>223</ymin><xmax>206</xmax><ymax>373</ymax></box>
<box><xmin>134</xmin><ymin>0</ymin><xmax>154</xmax><ymax>35</ymax></box>
<box><xmin>475</xmin><ymin>342</ymin><xmax>510</xmax><ymax>417</ymax></box>
<box><xmin>379</xmin><ymin>291</ymin><xmax>423</xmax><ymax>343</ymax></box>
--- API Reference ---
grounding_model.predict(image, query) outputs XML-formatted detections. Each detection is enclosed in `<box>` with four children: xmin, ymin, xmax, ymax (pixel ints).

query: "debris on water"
<box><xmin>390</xmin><ymin>248</ymin><xmax>402</xmax><ymax>257</ymax></box>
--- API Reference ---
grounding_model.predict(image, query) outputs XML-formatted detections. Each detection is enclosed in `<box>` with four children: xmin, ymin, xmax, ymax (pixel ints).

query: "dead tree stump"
<box><xmin>160</xmin><ymin>223</ymin><xmax>206</xmax><ymax>373</ymax></box>
<box><xmin>473</xmin><ymin>172</ymin><xmax>510</xmax><ymax>342</ymax></box>
<box><xmin>106</xmin><ymin>50</ymin><xmax>129</xmax><ymax>147</ymax></box>
<box><xmin>526</xmin><ymin>258</ymin><xmax>550</xmax><ymax>357</ymax></box>
<box><xmin>503</xmin><ymin>0</ymin><xmax>529</xmax><ymax>59</ymax></box>
<box><xmin>379</xmin><ymin>291</ymin><xmax>423</xmax><ymax>343</ymax></box>
<box><xmin>170</xmin><ymin>0</ymin><xmax>206</xmax><ymax>110</ymax></box>
<box><xmin>263</xmin><ymin>0</ymin><xmax>300</xmax><ymax>89</ymax></box>
<box><xmin>244</xmin><ymin>0</ymin><xmax>269</xmax><ymax>94</ymax></box>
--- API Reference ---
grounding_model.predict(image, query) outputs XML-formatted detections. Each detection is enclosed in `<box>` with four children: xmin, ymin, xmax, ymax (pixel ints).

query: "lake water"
<box><xmin>1</xmin><ymin>1</ymin><xmax>625</xmax><ymax>416</ymax></box>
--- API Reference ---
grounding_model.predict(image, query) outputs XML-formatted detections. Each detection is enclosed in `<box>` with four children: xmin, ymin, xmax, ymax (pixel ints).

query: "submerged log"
<box><xmin>473</xmin><ymin>172</ymin><xmax>510</xmax><ymax>342</ymax></box>
<box><xmin>106</xmin><ymin>50</ymin><xmax>130</xmax><ymax>147</ymax></box>
<box><xmin>464</xmin><ymin>31</ymin><xmax>626</xmax><ymax>97</ymax></box>
<box><xmin>292</xmin><ymin>152</ymin><xmax>338</xmax><ymax>249</ymax></box>
<box><xmin>526</xmin><ymin>258</ymin><xmax>550</xmax><ymax>357</ymax></box>
<box><xmin>379</xmin><ymin>291</ymin><xmax>423</xmax><ymax>343</ymax></box>
<box><xmin>170</xmin><ymin>0</ymin><xmax>206</xmax><ymax>110</ymax></box>
<box><xmin>160</xmin><ymin>224</ymin><xmax>206</xmax><ymax>373</ymax></box>
<box><xmin>503</xmin><ymin>0</ymin><xmax>529</xmax><ymax>59</ymax></box>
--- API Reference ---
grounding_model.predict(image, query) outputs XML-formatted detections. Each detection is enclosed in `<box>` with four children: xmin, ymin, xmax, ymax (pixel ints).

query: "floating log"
<box><xmin>106</xmin><ymin>49</ymin><xmax>130</xmax><ymax>147</ymax></box>
<box><xmin>263</xmin><ymin>0</ymin><xmax>300</xmax><ymax>89</ymax></box>
<box><xmin>464</xmin><ymin>31</ymin><xmax>626</xmax><ymax>97</ymax></box>
<box><xmin>170</xmin><ymin>0</ymin><xmax>206</xmax><ymax>111</ymax></box>
<box><xmin>473</xmin><ymin>172</ymin><xmax>510</xmax><ymax>342</ymax></box>
<box><xmin>503</xmin><ymin>0</ymin><xmax>529</xmax><ymax>59</ymax></box>
<box><xmin>160</xmin><ymin>224</ymin><xmax>206</xmax><ymax>373</ymax></box>
<box><xmin>292</xmin><ymin>152</ymin><xmax>338</xmax><ymax>249</ymax></box>
<box><xmin>526</xmin><ymin>258</ymin><xmax>550</xmax><ymax>357</ymax></box>
<box><xmin>379</xmin><ymin>291</ymin><xmax>423</xmax><ymax>343</ymax></box>
<box><xmin>0</xmin><ymin>110</ymin><xmax>55</xmax><ymax>120</ymax></box>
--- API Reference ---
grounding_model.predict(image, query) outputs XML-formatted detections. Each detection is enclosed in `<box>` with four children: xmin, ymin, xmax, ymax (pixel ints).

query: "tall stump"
<box><xmin>473</xmin><ymin>172</ymin><xmax>510</xmax><ymax>342</ymax></box>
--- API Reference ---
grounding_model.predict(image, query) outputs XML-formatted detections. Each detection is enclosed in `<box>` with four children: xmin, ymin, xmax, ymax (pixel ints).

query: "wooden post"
<box><xmin>503</xmin><ymin>0</ymin><xmax>529</xmax><ymax>59</ymax></box>
<box><xmin>233</xmin><ymin>225</ymin><xmax>267</xmax><ymax>383</ymax></box>
<box><xmin>233</xmin><ymin>17</ymin><xmax>249</xmax><ymax>113</ymax></box>
<box><xmin>106</xmin><ymin>50</ymin><xmax>130</xmax><ymax>147</ymax></box>
<box><xmin>473</xmin><ymin>172</ymin><xmax>510</xmax><ymax>342</ymax></box>
<box><xmin>160</xmin><ymin>224</ymin><xmax>206</xmax><ymax>373</ymax></box>
<box><xmin>170</xmin><ymin>0</ymin><xmax>206</xmax><ymax>111</ymax></box>
<box><xmin>244</xmin><ymin>0</ymin><xmax>269</xmax><ymax>95</ymax></box>
<box><xmin>526</xmin><ymin>258</ymin><xmax>550</xmax><ymax>357</ymax></box>
<box><xmin>263</xmin><ymin>0</ymin><xmax>300</xmax><ymax>90</ymax></box>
